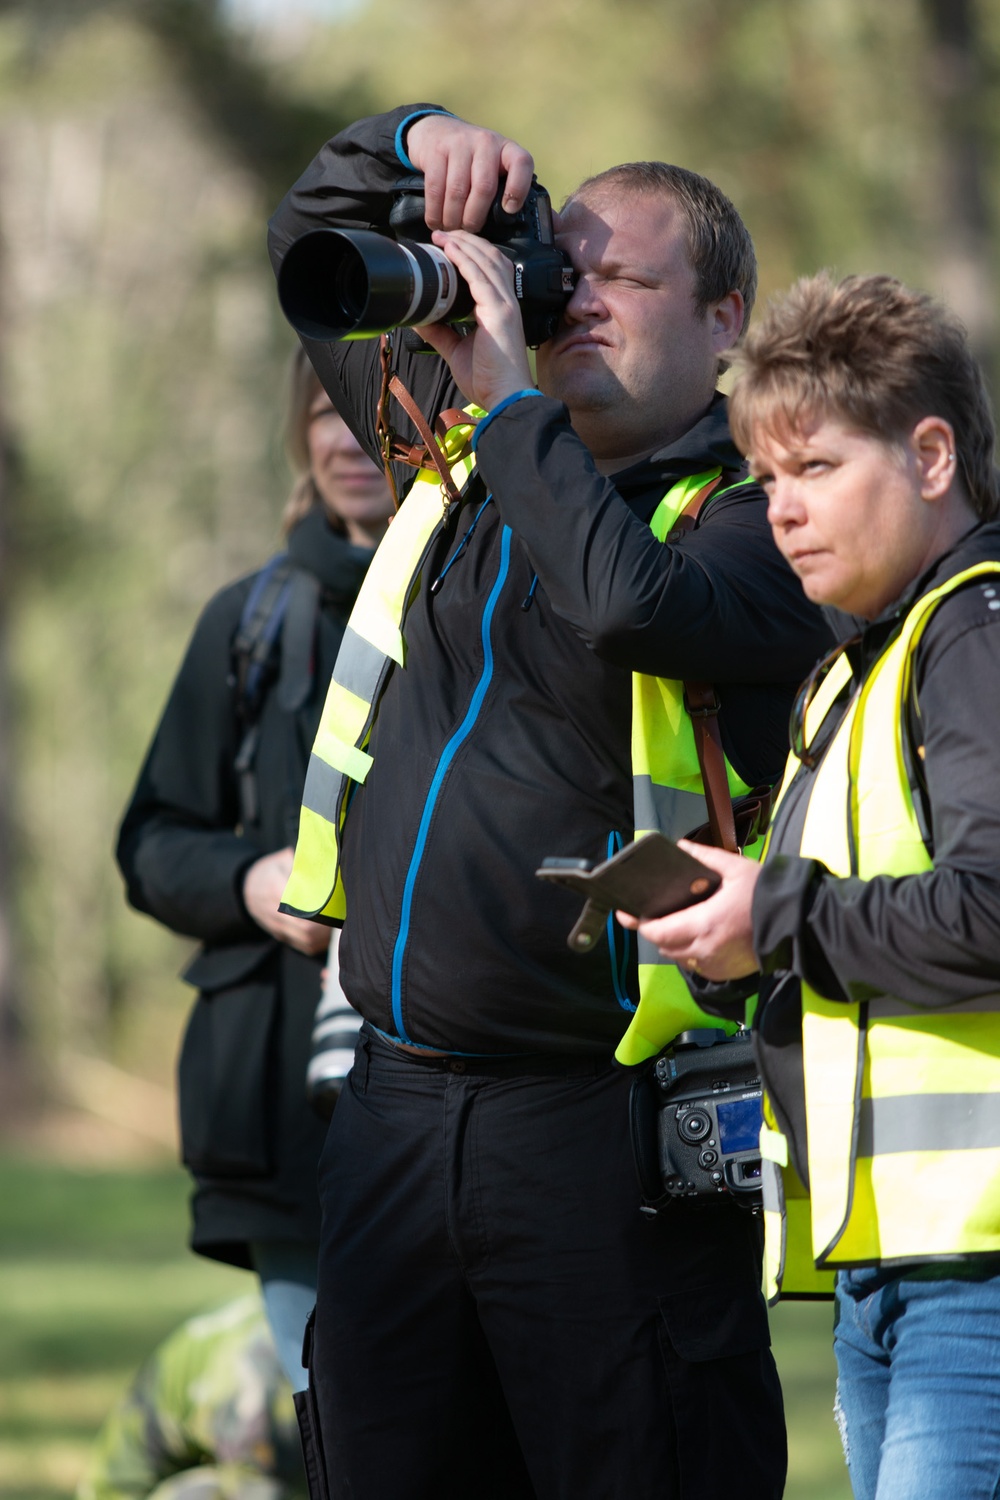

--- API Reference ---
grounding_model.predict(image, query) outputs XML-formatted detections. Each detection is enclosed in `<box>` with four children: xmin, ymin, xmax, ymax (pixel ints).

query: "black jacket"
<box><xmin>699</xmin><ymin>520</ymin><xmax>1000</xmax><ymax>1189</ymax></box>
<box><xmin>116</xmin><ymin>511</ymin><xmax>371</xmax><ymax>1267</ymax></box>
<box><xmin>267</xmin><ymin>106</ymin><xmax>832</xmax><ymax>1057</ymax></box>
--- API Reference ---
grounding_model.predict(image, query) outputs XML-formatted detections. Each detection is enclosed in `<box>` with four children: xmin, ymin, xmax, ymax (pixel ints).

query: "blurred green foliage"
<box><xmin>0</xmin><ymin>0</ymin><xmax>996</xmax><ymax>1103</ymax></box>
<box><xmin>0</xmin><ymin>14</ymin><xmax>982</xmax><ymax>1500</ymax></box>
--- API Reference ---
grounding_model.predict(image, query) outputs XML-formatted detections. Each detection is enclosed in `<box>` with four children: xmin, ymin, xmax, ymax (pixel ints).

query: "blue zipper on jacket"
<box><xmin>389</xmin><ymin>523</ymin><xmax>513</xmax><ymax>1042</ymax></box>
<box><xmin>606</xmin><ymin>831</ymin><xmax>635</xmax><ymax>1012</ymax></box>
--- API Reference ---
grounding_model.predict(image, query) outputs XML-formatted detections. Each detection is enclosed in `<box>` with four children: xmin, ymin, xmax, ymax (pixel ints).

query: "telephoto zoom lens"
<box><xmin>278</xmin><ymin>228</ymin><xmax>474</xmax><ymax>341</ymax></box>
<box><xmin>306</xmin><ymin>930</ymin><xmax>364</xmax><ymax>1119</ymax></box>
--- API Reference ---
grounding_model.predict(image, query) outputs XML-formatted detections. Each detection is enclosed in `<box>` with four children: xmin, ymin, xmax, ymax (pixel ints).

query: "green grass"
<box><xmin>0</xmin><ymin>1155</ymin><xmax>850</xmax><ymax>1499</ymax></box>
<box><xmin>0</xmin><ymin>1157</ymin><xmax>248</xmax><ymax>1500</ymax></box>
<box><xmin>771</xmin><ymin>1299</ymin><xmax>850</xmax><ymax>1499</ymax></box>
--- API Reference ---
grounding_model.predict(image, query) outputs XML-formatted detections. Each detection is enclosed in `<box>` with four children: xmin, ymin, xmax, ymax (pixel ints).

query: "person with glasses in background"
<box><xmin>622</xmin><ymin>271</ymin><xmax>1000</xmax><ymax>1500</ymax></box>
<box><xmin>117</xmin><ymin>348</ymin><xmax>392</xmax><ymax>1392</ymax></box>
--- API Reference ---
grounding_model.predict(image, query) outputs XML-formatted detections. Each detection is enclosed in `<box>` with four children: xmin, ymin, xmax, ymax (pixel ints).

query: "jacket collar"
<box><xmin>851</xmin><ymin>518</ymin><xmax>1000</xmax><ymax>672</ymax></box>
<box><xmin>286</xmin><ymin>504</ymin><xmax>374</xmax><ymax>608</ymax></box>
<box><xmin>608</xmin><ymin>392</ymin><xmax>746</xmax><ymax>513</ymax></box>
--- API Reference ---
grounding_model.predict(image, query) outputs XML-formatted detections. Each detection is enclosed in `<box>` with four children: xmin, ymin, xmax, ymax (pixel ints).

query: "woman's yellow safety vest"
<box><xmin>760</xmin><ymin>562</ymin><xmax>1000</xmax><ymax>1304</ymax></box>
<box><xmin>279</xmin><ymin>435</ymin><xmax>755</xmax><ymax>1056</ymax></box>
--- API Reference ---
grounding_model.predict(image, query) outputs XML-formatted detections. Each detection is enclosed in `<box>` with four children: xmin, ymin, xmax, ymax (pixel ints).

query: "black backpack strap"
<box><xmin>233</xmin><ymin>556</ymin><xmax>295</xmax><ymax>711</ymax></box>
<box><xmin>277</xmin><ymin>569</ymin><xmax>322</xmax><ymax>713</ymax></box>
<box><xmin>232</xmin><ymin>555</ymin><xmax>300</xmax><ymax>828</ymax></box>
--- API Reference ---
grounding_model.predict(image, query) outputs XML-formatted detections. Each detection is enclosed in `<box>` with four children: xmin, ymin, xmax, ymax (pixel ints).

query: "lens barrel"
<box><xmin>277</xmin><ymin>228</ymin><xmax>473</xmax><ymax>342</ymax></box>
<box><xmin>305</xmin><ymin>927</ymin><xmax>363</xmax><ymax>1120</ymax></box>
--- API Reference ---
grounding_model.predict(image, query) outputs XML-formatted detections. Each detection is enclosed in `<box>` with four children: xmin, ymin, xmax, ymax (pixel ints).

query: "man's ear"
<box><xmin>710</xmin><ymin>291</ymin><xmax>745</xmax><ymax>356</ymax></box>
<box><xmin>911</xmin><ymin>416</ymin><xmax>957</xmax><ymax>502</ymax></box>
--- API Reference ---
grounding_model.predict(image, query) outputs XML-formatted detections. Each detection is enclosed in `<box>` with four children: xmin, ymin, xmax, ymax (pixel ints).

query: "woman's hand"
<box><xmin>243</xmin><ymin>847</ymin><xmax>329</xmax><ymax>956</ymax></box>
<box><xmin>616</xmin><ymin>840</ymin><xmax>761</xmax><ymax>982</ymax></box>
<box><xmin>416</xmin><ymin>231</ymin><xmax>535</xmax><ymax>410</ymax></box>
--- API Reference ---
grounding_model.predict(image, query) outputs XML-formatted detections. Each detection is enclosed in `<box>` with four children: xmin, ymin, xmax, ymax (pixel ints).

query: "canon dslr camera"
<box><xmin>629</xmin><ymin>1029</ymin><xmax>763</xmax><ymax>1213</ymax></box>
<box><xmin>277</xmin><ymin>174</ymin><xmax>575</xmax><ymax>348</ymax></box>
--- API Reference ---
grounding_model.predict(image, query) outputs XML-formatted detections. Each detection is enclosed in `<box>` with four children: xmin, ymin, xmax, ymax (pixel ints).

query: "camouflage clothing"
<box><xmin>77</xmin><ymin>1294</ymin><xmax>307</xmax><ymax>1500</ymax></box>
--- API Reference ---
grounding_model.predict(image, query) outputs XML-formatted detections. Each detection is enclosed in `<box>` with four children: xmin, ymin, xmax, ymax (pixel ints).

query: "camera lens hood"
<box><xmin>278</xmin><ymin>227</ymin><xmax>472</xmax><ymax>342</ymax></box>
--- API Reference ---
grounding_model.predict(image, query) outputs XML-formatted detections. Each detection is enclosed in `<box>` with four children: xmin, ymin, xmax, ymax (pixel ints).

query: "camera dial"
<box><xmin>676</xmin><ymin>1107</ymin><xmax>713</xmax><ymax>1144</ymax></box>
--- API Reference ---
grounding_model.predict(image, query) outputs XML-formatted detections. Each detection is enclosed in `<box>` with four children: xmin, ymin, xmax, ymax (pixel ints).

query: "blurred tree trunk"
<box><xmin>0</xmin><ymin>345</ymin><xmax>26</xmax><ymax>1119</ymax></box>
<box><xmin>2</xmin><ymin>0</ymin><xmax>369</xmax><ymax>199</ymax></box>
<box><xmin>0</xmin><ymin>0</ymin><xmax>369</xmax><ymax>1101</ymax></box>
<box><xmin>923</xmin><ymin>0</ymin><xmax>998</xmax><ymax>388</ymax></box>
<box><xmin>137</xmin><ymin>0</ymin><xmax>367</xmax><ymax>202</ymax></box>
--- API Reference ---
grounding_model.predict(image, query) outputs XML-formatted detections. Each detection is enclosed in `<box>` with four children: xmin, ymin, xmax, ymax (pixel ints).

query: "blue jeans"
<box><xmin>250</xmin><ymin>1239</ymin><xmax>318</xmax><ymax>1394</ymax></box>
<box><xmin>834</xmin><ymin>1264</ymin><xmax>1000</xmax><ymax>1500</ymax></box>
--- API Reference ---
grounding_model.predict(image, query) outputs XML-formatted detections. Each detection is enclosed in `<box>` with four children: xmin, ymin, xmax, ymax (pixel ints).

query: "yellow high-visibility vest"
<box><xmin>280</xmin><ymin>433</ymin><xmax>757</xmax><ymax>1056</ymax></box>
<box><xmin>616</xmin><ymin>471</ymin><xmax>761</xmax><ymax>1066</ymax></box>
<box><xmin>761</xmin><ymin>562</ymin><xmax>1000</xmax><ymax>1303</ymax></box>
<box><xmin>279</xmin><ymin>412</ymin><xmax>481</xmax><ymax>923</ymax></box>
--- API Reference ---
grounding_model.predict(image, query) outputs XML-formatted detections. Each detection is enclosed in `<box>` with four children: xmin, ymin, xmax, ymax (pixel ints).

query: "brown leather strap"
<box><xmin>672</xmin><ymin>469</ymin><xmax>747</xmax><ymax>854</ymax></box>
<box><xmin>437</xmin><ymin>407</ymin><xmax>473</xmax><ymax>436</ymax></box>
<box><xmin>387</xmin><ymin>374</ymin><xmax>463</xmax><ymax>507</ymax></box>
<box><xmin>664</xmin><ymin>466</ymin><xmax>745</xmax><ymax>543</ymax></box>
<box><xmin>375</xmin><ymin>336</ymin><xmax>479</xmax><ymax>513</ymax></box>
<box><xmin>684</xmin><ymin>680</ymin><xmax>738</xmax><ymax>853</ymax></box>
<box><xmin>376</xmin><ymin>335</ymin><xmax>402</xmax><ymax>511</ymax></box>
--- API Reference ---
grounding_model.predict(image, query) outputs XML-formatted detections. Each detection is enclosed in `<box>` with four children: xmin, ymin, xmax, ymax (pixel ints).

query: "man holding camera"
<box><xmin>268</xmin><ymin>106</ymin><xmax>830</xmax><ymax>1500</ymax></box>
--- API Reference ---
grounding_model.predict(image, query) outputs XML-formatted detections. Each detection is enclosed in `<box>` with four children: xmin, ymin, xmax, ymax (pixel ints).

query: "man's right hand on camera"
<box><xmin>405</xmin><ymin>114</ymin><xmax>535</xmax><ymax>232</ymax></box>
<box><xmin>243</xmin><ymin>846</ymin><xmax>329</xmax><ymax>956</ymax></box>
<box><xmin>416</xmin><ymin>230</ymin><xmax>535</xmax><ymax>410</ymax></box>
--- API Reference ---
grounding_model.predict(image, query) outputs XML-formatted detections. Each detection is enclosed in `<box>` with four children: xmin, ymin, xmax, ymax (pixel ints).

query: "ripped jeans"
<box><xmin>833</xmin><ymin>1264</ymin><xmax>1000</xmax><ymax>1500</ymax></box>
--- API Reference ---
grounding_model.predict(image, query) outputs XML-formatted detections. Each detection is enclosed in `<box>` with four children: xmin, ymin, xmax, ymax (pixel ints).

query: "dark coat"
<box><xmin>116</xmin><ymin>509</ymin><xmax>372</xmax><ymax>1267</ymax></box>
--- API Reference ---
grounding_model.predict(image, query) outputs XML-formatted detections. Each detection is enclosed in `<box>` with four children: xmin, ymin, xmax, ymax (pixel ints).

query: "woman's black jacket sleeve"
<box><xmin>116</xmin><ymin>581</ymin><xmax>267</xmax><ymax>948</ymax></box>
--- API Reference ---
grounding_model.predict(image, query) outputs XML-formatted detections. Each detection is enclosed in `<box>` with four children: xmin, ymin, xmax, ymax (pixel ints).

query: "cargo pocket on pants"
<box><xmin>294</xmin><ymin>1307</ymin><xmax>332</xmax><ymax>1500</ymax></box>
<box><xmin>656</xmin><ymin>1277</ymin><xmax>786</xmax><ymax>1500</ymax></box>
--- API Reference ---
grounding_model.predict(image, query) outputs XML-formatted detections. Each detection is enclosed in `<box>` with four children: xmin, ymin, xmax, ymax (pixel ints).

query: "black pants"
<box><xmin>309</xmin><ymin>1026</ymin><xmax>786</xmax><ymax>1500</ymax></box>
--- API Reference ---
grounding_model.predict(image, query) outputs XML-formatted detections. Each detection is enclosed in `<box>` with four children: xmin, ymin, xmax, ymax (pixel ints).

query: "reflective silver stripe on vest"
<box><xmin>637</xmin><ymin>933</ymin><xmax>680</xmax><ymax>969</ymax></box>
<box><xmin>857</xmin><ymin>1093</ymin><xmax>1000</xmax><ymax>1157</ymax></box>
<box><xmin>762</xmin><ymin>1157</ymin><xmax>783</xmax><ymax>1214</ymax></box>
<box><xmin>331</xmin><ymin>625</ymin><xmax>389</xmax><ymax>703</ymax></box>
<box><xmin>633</xmin><ymin>777</ymin><xmax>708</xmax><ymax>839</ymax></box>
<box><xmin>301</xmin><ymin>753</ymin><xmax>344</xmax><ymax>820</ymax></box>
<box><xmin>871</xmin><ymin>995</ymin><xmax>1000</xmax><ymax>1019</ymax></box>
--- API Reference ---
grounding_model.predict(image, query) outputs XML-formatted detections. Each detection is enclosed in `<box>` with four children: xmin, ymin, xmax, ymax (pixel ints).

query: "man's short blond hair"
<box><xmin>570</xmin><ymin>162</ymin><xmax>757</xmax><ymax>325</ymax></box>
<box><xmin>729</xmin><ymin>272</ymin><xmax>999</xmax><ymax>521</ymax></box>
